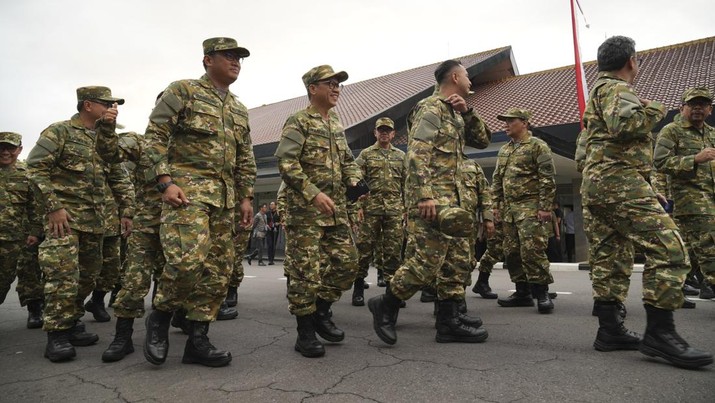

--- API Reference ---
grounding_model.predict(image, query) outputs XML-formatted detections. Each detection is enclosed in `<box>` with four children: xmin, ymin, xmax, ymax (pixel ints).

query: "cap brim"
<box><xmin>326</xmin><ymin>71</ymin><xmax>349</xmax><ymax>83</ymax></box>
<box><xmin>0</xmin><ymin>141</ymin><xmax>21</xmax><ymax>146</ymax></box>
<box><xmin>218</xmin><ymin>47</ymin><xmax>250</xmax><ymax>58</ymax></box>
<box><xmin>684</xmin><ymin>96</ymin><xmax>713</xmax><ymax>103</ymax></box>
<box><xmin>376</xmin><ymin>125</ymin><xmax>394</xmax><ymax>130</ymax></box>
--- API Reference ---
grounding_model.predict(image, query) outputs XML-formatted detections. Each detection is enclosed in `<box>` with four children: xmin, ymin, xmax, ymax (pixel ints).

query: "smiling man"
<box><xmin>275</xmin><ymin>65</ymin><xmax>362</xmax><ymax>358</ymax></box>
<box><xmin>142</xmin><ymin>37</ymin><xmax>256</xmax><ymax>368</ymax></box>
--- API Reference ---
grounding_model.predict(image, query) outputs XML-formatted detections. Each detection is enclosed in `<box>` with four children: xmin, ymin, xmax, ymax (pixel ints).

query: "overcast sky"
<box><xmin>1</xmin><ymin>0</ymin><xmax>713</xmax><ymax>159</ymax></box>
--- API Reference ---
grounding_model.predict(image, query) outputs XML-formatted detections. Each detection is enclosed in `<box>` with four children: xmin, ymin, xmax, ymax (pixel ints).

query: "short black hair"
<box><xmin>434</xmin><ymin>60</ymin><xmax>463</xmax><ymax>84</ymax></box>
<box><xmin>597</xmin><ymin>36</ymin><xmax>636</xmax><ymax>72</ymax></box>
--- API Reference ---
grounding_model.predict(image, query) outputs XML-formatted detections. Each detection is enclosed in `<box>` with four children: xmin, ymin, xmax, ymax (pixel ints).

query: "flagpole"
<box><xmin>570</xmin><ymin>0</ymin><xmax>588</xmax><ymax>129</ymax></box>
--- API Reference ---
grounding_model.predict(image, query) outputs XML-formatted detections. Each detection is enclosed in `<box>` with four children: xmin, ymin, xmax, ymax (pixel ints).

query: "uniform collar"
<box><xmin>199</xmin><ymin>74</ymin><xmax>236</xmax><ymax>101</ymax></box>
<box><xmin>509</xmin><ymin>130</ymin><xmax>533</xmax><ymax>145</ymax></box>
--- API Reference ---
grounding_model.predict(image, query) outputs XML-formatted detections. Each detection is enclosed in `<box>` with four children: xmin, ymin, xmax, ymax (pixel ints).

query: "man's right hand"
<box><xmin>694</xmin><ymin>147</ymin><xmax>715</xmax><ymax>164</ymax></box>
<box><xmin>48</xmin><ymin>208</ymin><xmax>72</xmax><ymax>238</ymax></box>
<box><xmin>312</xmin><ymin>192</ymin><xmax>336</xmax><ymax>216</ymax></box>
<box><xmin>418</xmin><ymin>199</ymin><xmax>437</xmax><ymax>221</ymax></box>
<box><xmin>162</xmin><ymin>184</ymin><xmax>190</xmax><ymax>207</ymax></box>
<box><xmin>357</xmin><ymin>208</ymin><xmax>364</xmax><ymax>222</ymax></box>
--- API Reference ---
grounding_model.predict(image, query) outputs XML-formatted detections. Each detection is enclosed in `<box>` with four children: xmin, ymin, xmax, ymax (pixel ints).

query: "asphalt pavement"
<box><xmin>1</xmin><ymin>263</ymin><xmax>713</xmax><ymax>402</ymax></box>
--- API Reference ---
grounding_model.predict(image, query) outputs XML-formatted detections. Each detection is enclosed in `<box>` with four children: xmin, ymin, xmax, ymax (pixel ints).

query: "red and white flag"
<box><xmin>570</xmin><ymin>0</ymin><xmax>589</xmax><ymax>128</ymax></box>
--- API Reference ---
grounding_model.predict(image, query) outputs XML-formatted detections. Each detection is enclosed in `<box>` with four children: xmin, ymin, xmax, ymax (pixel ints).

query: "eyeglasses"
<box><xmin>215</xmin><ymin>52</ymin><xmax>244</xmax><ymax>63</ymax></box>
<box><xmin>316</xmin><ymin>80</ymin><xmax>342</xmax><ymax>90</ymax></box>
<box><xmin>88</xmin><ymin>99</ymin><xmax>113</xmax><ymax>108</ymax></box>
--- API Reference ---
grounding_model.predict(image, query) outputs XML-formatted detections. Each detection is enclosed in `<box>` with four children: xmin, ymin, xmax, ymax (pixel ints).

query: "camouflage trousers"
<box><xmin>284</xmin><ymin>224</ymin><xmax>358</xmax><ymax>316</ymax></box>
<box><xmin>477</xmin><ymin>221</ymin><xmax>505</xmax><ymax>274</ymax></box>
<box><xmin>356</xmin><ymin>214</ymin><xmax>403</xmax><ymax>282</ymax></box>
<box><xmin>0</xmin><ymin>240</ymin><xmax>22</xmax><ymax>305</ymax></box>
<box><xmin>113</xmin><ymin>229</ymin><xmax>164</xmax><ymax>318</ymax></box>
<box><xmin>675</xmin><ymin>215</ymin><xmax>715</xmax><ymax>285</ymax></box>
<box><xmin>503</xmin><ymin>217</ymin><xmax>553</xmax><ymax>285</ymax></box>
<box><xmin>391</xmin><ymin>214</ymin><xmax>471</xmax><ymax>301</ymax></box>
<box><xmin>16</xmin><ymin>241</ymin><xmax>44</xmax><ymax>306</ymax></box>
<box><xmin>583</xmin><ymin>206</ymin><xmax>635</xmax><ymax>301</ymax></box>
<box><xmin>154</xmin><ymin>202</ymin><xmax>233</xmax><ymax>322</ymax></box>
<box><xmin>231</xmin><ymin>225</ymin><xmax>251</xmax><ymax>288</ymax></box>
<box><xmin>95</xmin><ymin>234</ymin><xmax>121</xmax><ymax>292</ymax></box>
<box><xmin>39</xmin><ymin>231</ymin><xmax>103</xmax><ymax>331</ymax></box>
<box><xmin>586</xmin><ymin>197</ymin><xmax>689</xmax><ymax>310</ymax></box>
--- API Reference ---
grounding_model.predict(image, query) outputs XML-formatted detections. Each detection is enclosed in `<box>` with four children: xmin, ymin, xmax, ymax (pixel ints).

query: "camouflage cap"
<box><xmin>375</xmin><ymin>117</ymin><xmax>395</xmax><ymax>130</ymax></box>
<box><xmin>202</xmin><ymin>37</ymin><xmax>250</xmax><ymax>58</ymax></box>
<box><xmin>497</xmin><ymin>108</ymin><xmax>532</xmax><ymax>121</ymax></box>
<box><xmin>0</xmin><ymin>132</ymin><xmax>22</xmax><ymax>146</ymax></box>
<box><xmin>302</xmin><ymin>65</ymin><xmax>349</xmax><ymax>89</ymax></box>
<box><xmin>682</xmin><ymin>87</ymin><xmax>713</xmax><ymax>103</ymax></box>
<box><xmin>76</xmin><ymin>86</ymin><xmax>125</xmax><ymax>105</ymax></box>
<box><xmin>434</xmin><ymin>206</ymin><xmax>474</xmax><ymax>238</ymax></box>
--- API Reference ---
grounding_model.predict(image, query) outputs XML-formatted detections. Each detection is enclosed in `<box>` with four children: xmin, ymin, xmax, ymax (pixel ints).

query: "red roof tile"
<box><xmin>248</xmin><ymin>47</ymin><xmax>508</xmax><ymax>146</ymax></box>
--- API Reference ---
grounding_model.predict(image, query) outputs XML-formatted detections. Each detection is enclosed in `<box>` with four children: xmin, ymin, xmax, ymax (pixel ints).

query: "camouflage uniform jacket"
<box><xmin>355</xmin><ymin>143</ymin><xmax>405</xmax><ymax>216</ymax></box>
<box><xmin>405</xmin><ymin>95</ymin><xmax>491</xmax><ymax>209</ymax></box>
<box><xmin>96</xmin><ymin>132</ymin><xmax>162</xmax><ymax>232</ymax></box>
<box><xmin>0</xmin><ymin>161</ymin><xmax>42</xmax><ymax>241</ymax></box>
<box><xmin>581</xmin><ymin>72</ymin><xmax>665</xmax><ymax>206</ymax></box>
<box><xmin>654</xmin><ymin>114</ymin><xmax>715</xmax><ymax>217</ymax></box>
<box><xmin>143</xmin><ymin>74</ymin><xmax>256</xmax><ymax>209</ymax></box>
<box><xmin>274</xmin><ymin>105</ymin><xmax>362</xmax><ymax>226</ymax></box>
<box><xmin>492</xmin><ymin>132</ymin><xmax>555</xmax><ymax>222</ymax></box>
<box><xmin>27</xmin><ymin>114</ymin><xmax>117</xmax><ymax>234</ymax></box>
<box><xmin>461</xmin><ymin>159</ymin><xmax>494</xmax><ymax>221</ymax></box>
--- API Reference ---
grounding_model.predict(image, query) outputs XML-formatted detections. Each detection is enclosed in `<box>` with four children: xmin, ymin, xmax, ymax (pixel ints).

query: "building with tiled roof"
<box><xmin>250</xmin><ymin>36</ymin><xmax>715</xmax><ymax>261</ymax></box>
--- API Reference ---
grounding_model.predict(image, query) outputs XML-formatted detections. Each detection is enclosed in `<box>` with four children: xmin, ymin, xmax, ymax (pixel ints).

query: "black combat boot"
<box><xmin>69</xmin><ymin>320</ymin><xmax>99</xmax><ymax>346</ymax></box>
<box><xmin>497</xmin><ymin>282</ymin><xmax>533</xmax><ymax>307</ymax></box>
<box><xmin>699</xmin><ymin>282</ymin><xmax>715</xmax><ymax>299</ymax></box>
<box><xmin>420</xmin><ymin>286</ymin><xmax>436</xmax><ymax>303</ymax></box>
<box><xmin>182</xmin><ymin>321</ymin><xmax>232</xmax><ymax>367</ymax></box>
<box><xmin>531</xmin><ymin>283</ymin><xmax>554</xmax><ymax>314</ymax></box>
<box><xmin>26</xmin><ymin>299</ymin><xmax>43</xmax><ymax>329</ymax></box>
<box><xmin>455</xmin><ymin>298</ymin><xmax>483</xmax><ymax>328</ymax></box>
<box><xmin>246</xmin><ymin>249</ymin><xmax>258</xmax><ymax>265</ymax></box>
<box><xmin>225</xmin><ymin>286</ymin><xmax>238</xmax><ymax>307</ymax></box>
<box><xmin>313</xmin><ymin>298</ymin><xmax>344</xmax><ymax>342</ymax></box>
<box><xmin>592</xmin><ymin>301</ymin><xmax>627</xmax><ymax>318</ymax></box>
<box><xmin>85</xmin><ymin>290</ymin><xmax>111</xmax><ymax>322</ymax></box>
<box><xmin>435</xmin><ymin>299</ymin><xmax>488</xmax><ymax>343</ymax></box>
<box><xmin>171</xmin><ymin>308</ymin><xmax>190</xmax><ymax>334</ymax></box>
<box><xmin>352</xmin><ymin>278</ymin><xmax>365</xmax><ymax>306</ymax></box>
<box><xmin>682</xmin><ymin>283</ymin><xmax>699</xmax><ymax>296</ymax></box>
<box><xmin>639</xmin><ymin>304</ymin><xmax>713</xmax><ymax>369</ymax></box>
<box><xmin>472</xmin><ymin>272</ymin><xmax>498</xmax><ymax>299</ymax></box>
<box><xmin>377</xmin><ymin>270</ymin><xmax>386</xmax><ymax>287</ymax></box>
<box><xmin>367</xmin><ymin>288</ymin><xmax>402</xmax><ymax>345</ymax></box>
<box><xmin>217</xmin><ymin>301</ymin><xmax>238</xmax><ymax>320</ymax></box>
<box><xmin>294</xmin><ymin>314</ymin><xmax>325</xmax><ymax>358</ymax></box>
<box><xmin>144</xmin><ymin>309</ymin><xmax>172</xmax><ymax>365</ymax></box>
<box><xmin>45</xmin><ymin>329</ymin><xmax>76</xmax><ymax>362</ymax></box>
<box><xmin>102</xmin><ymin>318</ymin><xmax>135</xmax><ymax>362</ymax></box>
<box><xmin>593</xmin><ymin>301</ymin><xmax>641</xmax><ymax>351</ymax></box>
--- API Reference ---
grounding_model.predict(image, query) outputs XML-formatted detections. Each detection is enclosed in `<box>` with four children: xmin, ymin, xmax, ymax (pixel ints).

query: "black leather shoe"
<box><xmin>683</xmin><ymin>284</ymin><xmax>699</xmax><ymax>296</ymax></box>
<box><xmin>102</xmin><ymin>318</ymin><xmax>134</xmax><ymax>362</ymax></box>
<box><xmin>182</xmin><ymin>321</ymin><xmax>232</xmax><ymax>367</ymax></box>
<box><xmin>593</xmin><ymin>302</ymin><xmax>641</xmax><ymax>351</ymax></box>
<box><xmin>472</xmin><ymin>282</ymin><xmax>498</xmax><ymax>299</ymax></box>
<box><xmin>294</xmin><ymin>315</ymin><xmax>325</xmax><ymax>358</ymax></box>
<box><xmin>352</xmin><ymin>279</ymin><xmax>365</xmax><ymax>306</ymax></box>
<box><xmin>313</xmin><ymin>298</ymin><xmax>344</xmax><ymax>342</ymax></box>
<box><xmin>171</xmin><ymin>308</ymin><xmax>190</xmax><ymax>334</ymax></box>
<box><xmin>85</xmin><ymin>290</ymin><xmax>111</xmax><ymax>322</ymax></box>
<box><xmin>531</xmin><ymin>284</ymin><xmax>554</xmax><ymax>314</ymax></box>
<box><xmin>368</xmin><ymin>293</ymin><xmax>402</xmax><ymax>345</ymax></box>
<box><xmin>497</xmin><ymin>282</ymin><xmax>533</xmax><ymax>307</ymax></box>
<box><xmin>699</xmin><ymin>283</ymin><xmax>715</xmax><ymax>300</ymax></box>
<box><xmin>45</xmin><ymin>330</ymin><xmax>76</xmax><ymax>362</ymax></box>
<box><xmin>144</xmin><ymin>310</ymin><xmax>172</xmax><ymax>365</ymax></box>
<box><xmin>435</xmin><ymin>300</ymin><xmax>488</xmax><ymax>343</ymax></box>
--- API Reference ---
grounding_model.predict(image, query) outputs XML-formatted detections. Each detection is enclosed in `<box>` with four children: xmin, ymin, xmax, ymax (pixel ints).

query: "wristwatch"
<box><xmin>156</xmin><ymin>180</ymin><xmax>175</xmax><ymax>193</ymax></box>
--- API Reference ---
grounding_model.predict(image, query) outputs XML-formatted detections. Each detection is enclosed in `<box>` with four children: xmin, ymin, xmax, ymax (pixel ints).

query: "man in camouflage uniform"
<box><xmin>134</xmin><ymin>38</ymin><xmax>257</xmax><ymax>368</ymax></box>
<box><xmin>368</xmin><ymin>60</ymin><xmax>491</xmax><ymax>345</ymax></box>
<box><xmin>353</xmin><ymin>117</ymin><xmax>405</xmax><ymax>306</ymax></box>
<box><xmin>582</xmin><ymin>36</ymin><xmax>711</xmax><ymax>368</ymax></box>
<box><xmin>27</xmin><ymin>86</ymin><xmax>124</xmax><ymax>362</ymax></box>
<box><xmin>492</xmin><ymin>108</ymin><xmax>556</xmax><ymax>314</ymax></box>
<box><xmin>0</xmin><ymin>132</ymin><xmax>43</xmax><ymax>329</ymax></box>
<box><xmin>274</xmin><ymin>65</ymin><xmax>362</xmax><ymax>358</ymax></box>
<box><xmin>654</xmin><ymin>88</ymin><xmax>715</xmax><ymax>302</ymax></box>
<box><xmin>472</xmin><ymin>221</ymin><xmax>503</xmax><ymax>299</ymax></box>
<box><xmin>460</xmin><ymin>158</ymin><xmax>495</xmax><ymax>308</ymax></box>
<box><xmin>84</xmin><ymin>156</ymin><xmax>134</xmax><ymax>323</ymax></box>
